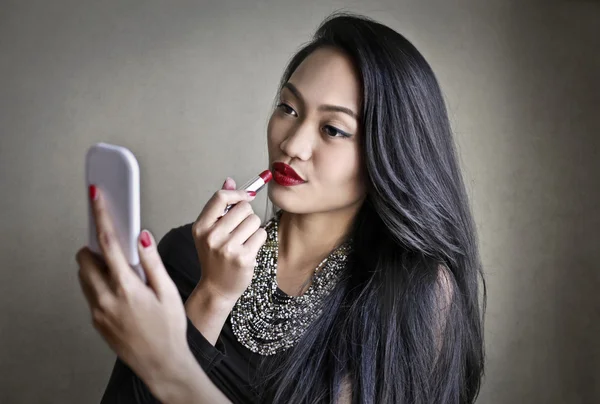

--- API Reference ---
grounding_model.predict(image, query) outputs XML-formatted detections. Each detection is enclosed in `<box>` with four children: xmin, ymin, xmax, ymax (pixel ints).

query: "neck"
<box><xmin>276</xmin><ymin>203</ymin><xmax>362</xmax><ymax>275</ymax></box>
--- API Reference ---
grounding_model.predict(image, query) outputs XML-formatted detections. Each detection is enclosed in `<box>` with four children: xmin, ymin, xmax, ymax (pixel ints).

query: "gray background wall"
<box><xmin>1</xmin><ymin>1</ymin><xmax>598</xmax><ymax>403</ymax></box>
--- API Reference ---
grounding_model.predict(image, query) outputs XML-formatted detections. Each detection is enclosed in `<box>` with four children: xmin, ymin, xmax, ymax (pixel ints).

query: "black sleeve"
<box><xmin>99</xmin><ymin>224</ymin><xmax>227</xmax><ymax>403</ymax></box>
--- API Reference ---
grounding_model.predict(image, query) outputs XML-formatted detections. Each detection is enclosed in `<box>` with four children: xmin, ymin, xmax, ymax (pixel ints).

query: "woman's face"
<box><xmin>267</xmin><ymin>46</ymin><xmax>367</xmax><ymax>215</ymax></box>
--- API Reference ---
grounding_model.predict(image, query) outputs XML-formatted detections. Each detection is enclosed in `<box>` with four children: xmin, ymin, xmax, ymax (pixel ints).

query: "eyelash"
<box><xmin>276</xmin><ymin>103</ymin><xmax>351</xmax><ymax>138</ymax></box>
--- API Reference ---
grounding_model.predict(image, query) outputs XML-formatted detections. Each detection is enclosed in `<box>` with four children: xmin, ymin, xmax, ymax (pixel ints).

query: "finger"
<box><xmin>79</xmin><ymin>266</ymin><xmax>97</xmax><ymax>307</ymax></box>
<box><xmin>215</xmin><ymin>177</ymin><xmax>238</xmax><ymax>222</ymax></box>
<box><xmin>242</xmin><ymin>227</ymin><xmax>268</xmax><ymax>255</ymax></box>
<box><xmin>195</xmin><ymin>189</ymin><xmax>255</xmax><ymax>230</ymax></box>
<box><xmin>212</xmin><ymin>178</ymin><xmax>238</xmax><ymax>223</ymax></box>
<box><xmin>90</xmin><ymin>186</ymin><xmax>138</xmax><ymax>285</ymax></box>
<box><xmin>228</xmin><ymin>213</ymin><xmax>262</xmax><ymax>245</ymax></box>
<box><xmin>221</xmin><ymin>177</ymin><xmax>237</xmax><ymax>190</ymax></box>
<box><xmin>76</xmin><ymin>247</ymin><xmax>115</xmax><ymax>309</ymax></box>
<box><xmin>216</xmin><ymin>201</ymin><xmax>256</xmax><ymax>234</ymax></box>
<box><xmin>137</xmin><ymin>229</ymin><xmax>177</xmax><ymax>300</ymax></box>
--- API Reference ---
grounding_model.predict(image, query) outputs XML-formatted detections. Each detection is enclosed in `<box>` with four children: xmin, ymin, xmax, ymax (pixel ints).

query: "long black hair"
<box><xmin>255</xmin><ymin>11</ymin><xmax>486</xmax><ymax>404</ymax></box>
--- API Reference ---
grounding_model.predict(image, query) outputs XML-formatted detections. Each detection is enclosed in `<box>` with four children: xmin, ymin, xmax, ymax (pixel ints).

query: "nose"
<box><xmin>279</xmin><ymin>122</ymin><xmax>314</xmax><ymax>161</ymax></box>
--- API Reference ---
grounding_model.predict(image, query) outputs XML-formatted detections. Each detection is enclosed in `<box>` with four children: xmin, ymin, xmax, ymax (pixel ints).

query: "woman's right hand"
<box><xmin>190</xmin><ymin>177</ymin><xmax>268</xmax><ymax>306</ymax></box>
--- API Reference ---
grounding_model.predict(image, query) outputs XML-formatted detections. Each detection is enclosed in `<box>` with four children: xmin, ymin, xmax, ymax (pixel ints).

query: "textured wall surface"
<box><xmin>0</xmin><ymin>1</ymin><xmax>598</xmax><ymax>402</ymax></box>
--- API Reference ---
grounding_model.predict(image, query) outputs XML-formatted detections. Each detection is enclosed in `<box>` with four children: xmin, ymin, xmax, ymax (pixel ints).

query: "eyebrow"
<box><xmin>282</xmin><ymin>82</ymin><xmax>359</xmax><ymax>120</ymax></box>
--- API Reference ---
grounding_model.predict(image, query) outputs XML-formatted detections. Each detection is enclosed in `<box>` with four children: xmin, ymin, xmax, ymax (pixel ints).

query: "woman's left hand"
<box><xmin>76</xmin><ymin>185</ymin><xmax>193</xmax><ymax>398</ymax></box>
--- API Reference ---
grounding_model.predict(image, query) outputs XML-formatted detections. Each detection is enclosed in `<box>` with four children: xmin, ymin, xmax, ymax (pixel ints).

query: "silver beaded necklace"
<box><xmin>230</xmin><ymin>210</ymin><xmax>352</xmax><ymax>356</ymax></box>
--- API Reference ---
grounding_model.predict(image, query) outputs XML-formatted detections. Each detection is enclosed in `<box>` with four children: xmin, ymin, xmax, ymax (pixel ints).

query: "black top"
<box><xmin>100</xmin><ymin>222</ymin><xmax>278</xmax><ymax>404</ymax></box>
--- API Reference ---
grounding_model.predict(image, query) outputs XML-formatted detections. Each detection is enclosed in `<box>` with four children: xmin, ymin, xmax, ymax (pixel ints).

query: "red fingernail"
<box><xmin>89</xmin><ymin>185</ymin><xmax>98</xmax><ymax>200</ymax></box>
<box><xmin>140</xmin><ymin>230</ymin><xmax>151</xmax><ymax>248</ymax></box>
<box><xmin>247</xmin><ymin>191</ymin><xmax>256</xmax><ymax>197</ymax></box>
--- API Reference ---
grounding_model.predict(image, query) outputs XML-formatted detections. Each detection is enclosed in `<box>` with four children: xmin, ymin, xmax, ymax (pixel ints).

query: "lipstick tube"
<box><xmin>222</xmin><ymin>170</ymin><xmax>272</xmax><ymax>216</ymax></box>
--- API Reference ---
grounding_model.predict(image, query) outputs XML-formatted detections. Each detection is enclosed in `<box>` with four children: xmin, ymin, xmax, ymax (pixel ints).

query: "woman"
<box><xmin>76</xmin><ymin>12</ymin><xmax>486</xmax><ymax>404</ymax></box>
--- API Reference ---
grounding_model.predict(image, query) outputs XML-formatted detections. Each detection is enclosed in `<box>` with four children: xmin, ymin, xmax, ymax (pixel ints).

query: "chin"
<box><xmin>267</xmin><ymin>185</ymin><xmax>311</xmax><ymax>214</ymax></box>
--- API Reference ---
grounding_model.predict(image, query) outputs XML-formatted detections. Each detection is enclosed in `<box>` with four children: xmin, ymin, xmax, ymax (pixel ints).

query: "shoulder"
<box><xmin>156</xmin><ymin>222</ymin><xmax>196</xmax><ymax>261</ymax></box>
<box><xmin>432</xmin><ymin>264</ymin><xmax>456</xmax><ymax>354</ymax></box>
<box><xmin>431</xmin><ymin>263</ymin><xmax>455</xmax><ymax>317</ymax></box>
<box><xmin>156</xmin><ymin>222</ymin><xmax>202</xmax><ymax>301</ymax></box>
<box><xmin>337</xmin><ymin>376</ymin><xmax>352</xmax><ymax>404</ymax></box>
<box><xmin>435</xmin><ymin>264</ymin><xmax>454</xmax><ymax>302</ymax></box>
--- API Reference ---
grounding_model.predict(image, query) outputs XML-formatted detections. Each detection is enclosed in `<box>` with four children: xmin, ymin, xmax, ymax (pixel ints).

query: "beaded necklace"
<box><xmin>230</xmin><ymin>210</ymin><xmax>352</xmax><ymax>355</ymax></box>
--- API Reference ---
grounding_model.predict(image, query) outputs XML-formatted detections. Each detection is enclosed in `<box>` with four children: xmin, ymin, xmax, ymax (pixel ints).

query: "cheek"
<box><xmin>316</xmin><ymin>146</ymin><xmax>364</xmax><ymax>191</ymax></box>
<box><xmin>267</xmin><ymin>114</ymin><xmax>284</xmax><ymax>155</ymax></box>
<box><xmin>266</xmin><ymin>116</ymin><xmax>277</xmax><ymax>160</ymax></box>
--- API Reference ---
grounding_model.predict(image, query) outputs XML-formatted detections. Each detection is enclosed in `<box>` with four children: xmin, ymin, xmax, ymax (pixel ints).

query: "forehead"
<box><xmin>286</xmin><ymin>46</ymin><xmax>361</xmax><ymax>111</ymax></box>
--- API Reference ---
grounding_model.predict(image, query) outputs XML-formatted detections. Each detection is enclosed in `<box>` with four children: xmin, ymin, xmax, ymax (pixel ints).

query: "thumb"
<box><xmin>137</xmin><ymin>229</ymin><xmax>177</xmax><ymax>299</ymax></box>
<box><xmin>221</xmin><ymin>177</ymin><xmax>237</xmax><ymax>190</ymax></box>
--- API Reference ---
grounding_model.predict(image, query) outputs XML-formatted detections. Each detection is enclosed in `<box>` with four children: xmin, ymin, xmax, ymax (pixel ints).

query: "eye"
<box><xmin>323</xmin><ymin>125</ymin><xmax>351</xmax><ymax>138</ymax></box>
<box><xmin>277</xmin><ymin>103</ymin><xmax>298</xmax><ymax>117</ymax></box>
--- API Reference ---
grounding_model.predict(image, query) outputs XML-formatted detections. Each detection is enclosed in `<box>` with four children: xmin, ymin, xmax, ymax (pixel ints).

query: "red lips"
<box><xmin>272</xmin><ymin>162</ymin><xmax>306</xmax><ymax>186</ymax></box>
